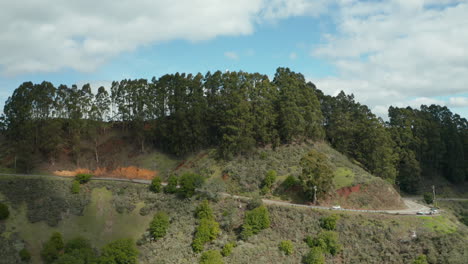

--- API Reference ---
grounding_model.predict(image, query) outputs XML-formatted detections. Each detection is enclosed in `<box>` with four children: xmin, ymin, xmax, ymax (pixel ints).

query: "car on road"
<box><xmin>416</xmin><ymin>211</ymin><xmax>425</xmax><ymax>215</ymax></box>
<box><xmin>331</xmin><ymin>205</ymin><xmax>341</xmax><ymax>209</ymax></box>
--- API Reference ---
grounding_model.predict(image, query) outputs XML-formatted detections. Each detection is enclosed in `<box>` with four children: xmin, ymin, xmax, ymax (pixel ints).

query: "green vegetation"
<box><xmin>19</xmin><ymin>248</ymin><xmax>31</xmax><ymax>262</ymax></box>
<box><xmin>262</xmin><ymin>170</ymin><xmax>277</xmax><ymax>192</ymax></box>
<box><xmin>333</xmin><ymin>167</ymin><xmax>355</xmax><ymax>189</ymax></box>
<box><xmin>0</xmin><ymin>176</ymin><xmax>467</xmax><ymax>263</ymax></box>
<box><xmin>241</xmin><ymin>205</ymin><xmax>270</xmax><ymax>240</ymax></box>
<box><xmin>192</xmin><ymin>218</ymin><xmax>220</xmax><ymax>252</ymax></box>
<box><xmin>0</xmin><ymin>202</ymin><xmax>9</xmax><ymax>220</ymax></box>
<box><xmin>413</xmin><ymin>254</ymin><xmax>429</xmax><ymax>264</ymax></box>
<box><xmin>149</xmin><ymin>212</ymin><xmax>170</xmax><ymax>240</ymax></box>
<box><xmin>178</xmin><ymin>172</ymin><xmax>204</xmax><ymax>198</ymax></box>
<box><xmin>299</xmin><ymin>149</ymin><xmax>334</xmax><ymax>200</ymax></box>
<box><xmin>319</xmin><ymin>215</ymin><xmax>339</xmax><ymax>231</ymax></box>
<box><xmin>200</xmin><ymin>250</ymin><xmax>223</xmax><ymax>264</ymax></box>
<box><xmin>99</xmin><ymin>239</ymin><xmax>138</xmax><ymax>264</ymax></box>
<box><xmin>164</xmin><ymin>175</ymin><xmax>178</xmax><ymax>194</ymax></box>
<box><xmin>40</xmin><ymin>232</ymin><xmax>64</xmax><ymax>263</ymax></box>
<box><xmin>282</xmin><ymin>175</ymin><xmax>298</xmax><ymax>189</ymax></box>
<box><xmin>279</xmin><ymin>240</ymin><xmax>294</xmax><ymax>255</ymax></box>
<box><xmin>150</xmin><ymin>176</ymin><xmax>162</xmax><ymax>193</ymax></box>
<box><xmin>423</xmin><ymin>192</ymin><xmax>433</xmax><ymax>204</ymax></box>
<box><xmin>54</xmin><ymin>237</ymin><xmax>97</xmax><ymax>264</ymax></box>
<box><xmin>221</xmin><ymin>242</ymin><xmax>235</xmax><ymax>257</ymax></box>
<box><xmin>303</xmin><ymin>247</ymin><xmax>325</xmax><ymax>264</ymax></box>
<box><xmin>71</xmin><ymin>180</ymin><xmax>80</xmax><ymax>194</ymax></box>
<box><xmin>75</xmin><ymin>173</ymin><xmax>93</xmax><ymax>184</ymax></box>
<box><xmin>307</xmin><ymin>231</ymin><xmax>341</xmax><ymax>256</ymax></box>
<box><xmin>192</xmin><ymin>200</ymin><xmax>220</xmax><ymax>252</ymax></box>
<box><xmin>196</xmin><ymin>200</ymin><xmax>214</xmax><ymax>220</ymax></box>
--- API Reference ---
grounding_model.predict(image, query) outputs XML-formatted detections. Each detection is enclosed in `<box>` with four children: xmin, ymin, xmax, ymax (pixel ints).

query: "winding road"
<box><xmin>0</xmin><ymin>173</ymin><xmax>446</xmax><ymax>216</ymax></box>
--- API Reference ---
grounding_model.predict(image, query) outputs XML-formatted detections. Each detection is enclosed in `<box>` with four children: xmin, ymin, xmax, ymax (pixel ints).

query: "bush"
<box><xmin>306</xmin><ymin>231</ymin><xmax>341</xmax><ymax>256</ymax></box>
<box><xmin>41</xmin><ymin>232</ymin><xmax>64</xmax><ymax>264</ymax></box>
<box><xmin>164</xmin><ymin>175</ymin><xmax>178</xmax><ymax>194</ymax></box>
<box><xmin>192</xmin><ymin>218</ymin><xmax>220</xmax><ymax>252</ymax></box>
<box><xmin>196</xmin><ymin>200</ymin><xmax>214</xmax><ymax>220</ymax></box>
<box><xmin>263</xmin><ymin>170</ymin><xmax>277</xmax><ymax>189</ymax></box>
<box><xmin>200</xmin><ymin>250</ymin><xmax>224</xmax><ymax>264</ymax></box>
<box><xmin>19</xmin><ymin>248</ymin><xmax>31</xmax><ymax>262</ymax></box>
<box><xmin>0</xmin><ymin>202</ymin><xmax>9</xmax><ymax>220</ymax></box>
<box><xmin>221</xmin><ymin>242</ymin><xmax>235</xmax><ymax>257</ymax></box>
<box><xmin>179</xmin><ymin>172</ymin><xmax>205</xmax><ymax>198</ymax></box>
<box><xmin>319</xmin><ymin>214</ymin><xmax>339</xmax><ymax>230</ymax></box>
<box><xmin>283</xmin><ymin>175</ymin><xmax>298</xmax><ymax>189</ymax></box>
<box><xmin>304</xmin><ymin>247</ymin><xmax>325</xmax><ymax>264</ymax></box>
<box><xmin>150</xmin><ymin>176</ymin><xmax>162</xmax><ymax>193</ymax></box>
<box><xmin>71</xmin><ymin>180</ymin><xmax>80</xmax><ymax>194</ymax></box>
<box><xmin>149</xmin><ymin>212</ymin><xmax>170</xmax><ymax>240</ymax></box>
<box><xmin>413</xmin><ymin>254</ymin><xmax>429</xmax><ymax>264</ymax></box>
<box><xmin>423</xmin><ymin>193</ymin><xmax>433</xmax><ymax>204</ymax></box>
<box><xmin>241</xmin><ymin>205</ymin><xmax>270</xmax><ymax>240</ymax></box>
<box><xmin>99</xmin><ymin>239</ymin><xmax>138</xmax><ymax>264</ymax></box>
<box><xmin>62</xmin><ymin>237</ymin><xmax>97</xmax><ymax>263</ymax></box>
<box><xmin>279</xmin><ymin>240</ymin><xmax>294</xmax><ymax>255</ymax></box>
<box><xmin>75</xmin><ymin>173</ymin><xmax>92</xmax><ymax>184</ymax></box>
<box><xmin>247</xmin><ymin>195</ymin><xmax>263</xmax><ymax>210</ymax></box>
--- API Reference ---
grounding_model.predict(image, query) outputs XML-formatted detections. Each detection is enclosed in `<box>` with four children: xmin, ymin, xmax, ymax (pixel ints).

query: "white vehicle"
<box><xmin>332</xmin><ymin>205</ymin><xmax>341</xmax><ymax>209</ymax></box>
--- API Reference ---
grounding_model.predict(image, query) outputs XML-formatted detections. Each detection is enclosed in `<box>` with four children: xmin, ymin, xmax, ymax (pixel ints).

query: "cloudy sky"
<box><xmin>1</xmin><ymin>0</ymin><xmax>467</xmax><ymax>118</ymax></box>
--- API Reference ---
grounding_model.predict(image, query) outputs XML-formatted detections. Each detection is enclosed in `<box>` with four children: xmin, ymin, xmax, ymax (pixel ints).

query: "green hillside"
<box><xmin>0</xmin><ymin>176</ymin><xmax>467</xmax><ymax>264</ymax></box>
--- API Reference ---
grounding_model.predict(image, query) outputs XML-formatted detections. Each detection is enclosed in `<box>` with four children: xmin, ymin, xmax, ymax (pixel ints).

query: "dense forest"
<box><xmin>0</xmin><ymin>68</ymin><xmax>467</xmax><ymax>193</ymax></box>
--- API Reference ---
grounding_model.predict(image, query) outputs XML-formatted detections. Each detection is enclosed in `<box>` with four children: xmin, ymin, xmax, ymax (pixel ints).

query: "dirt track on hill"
<box><xmin>0</xmin><ymin>173</ymin><xmax>436</xmax><ymax>216</ymax></box>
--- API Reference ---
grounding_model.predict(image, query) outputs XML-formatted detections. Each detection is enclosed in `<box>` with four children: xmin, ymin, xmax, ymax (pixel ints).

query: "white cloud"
<box><xmin>289</xmin><ymin>52</ymin><xmax>297</xmax><ymax>60</ymax></box>
<box><xmin>224</xmin><ymin>51</ymin><xmax>239</xmax><ymax>60</ymax></box>
<box><xmin>0</xmin><ymin>0</ymin><xmax>331</xmax><ymax>76</ymax></box>
<box><xmin>449</xmin><ymin>97</ymin><xmax>468</xmax><ymax>107</ymax></box>
<box><xmin>312</xmin><ymin>0</ymin><xmax>468</xmax><ymax>118</ymax></box>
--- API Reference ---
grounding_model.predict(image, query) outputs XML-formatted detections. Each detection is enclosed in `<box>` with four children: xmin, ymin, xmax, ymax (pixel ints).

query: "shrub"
<box><xmin>241</xmin><ymin>205</ymin><xmax>270</xmax><ymax>240</ymax></box>
<box><xmin>150</xmin><ymin>176</ymin><xmax>162</xmax><ymax>193</ymax></box>
<box><xmin>179</xmin><ymin>172</ymin><xmax>205</xmax><ymax>198</ymax></box>
<box><xmin>149</xmin><ymin>212</ymin><xmax>170</xmax><ymax>240</ymax></box>
<box><xmin>41</xmin><ymin>232</ymin><xmax>64</xmax><ymax>264</ymax></box>
<box><xmin>0</xmin><ymin>202</ymin><xmax>9</xmax><ymax>220</ymax></box>
<box><xmin>221</xmin><ymin>242</ymin><xmax>235</xmax><ymax>257</ymax></box>
<box><xmin>247</xmin><ymin>195</ymin><xmax>263</xmax><ymax>210</ymax></box>
<box><xmin>19</xmin><ymin>248</ymin><xmax>31</xmax><ymax>262</ymax></box>
<box><xmin>99</xmin><ymin>239</ymin><xmax>138</xmax><ymax>264</ymax></box>
<box><xmin>260</xmin><ymin>186</ymin><xmax>270</xmax><ymax>195</ymax></box>
<box><xmin>423</xmin><ymin>193</ymin><xmax>433</xmax><ymax>204</ymax></box>
<box><xmin>306</xmin><ymin>231</ymin><xmax>341</xmax><ymax>256</ymax></box>
<box><xmin>263</xmin><ymin>170</ymin><xmax>277</xmax><ymax>189</ymax></box>
<box><xmin>75</xmin><ymin>173</ymin><xmax>92</xmax><ymax>184</ymax></box>
<box><xmin>319</xmin><ymin>214</ymin><xmax>339</xmax><ymax>230</ymax></box>
<box><xmin>192</xmin><ymin>218</ymin><xmax>220</xmax><ymax>252</ymax></box>
<box><xmin>279</xmin><ymin>240</ymin><xmax>294</xmax><ymax>255</ymax></box>
<box><xmin>200</xmin><ymin>250</ymin><xmax>224</xmax><ymax>264</ymax></box>
<box><xmin>283</xmin><ymin>175</ymin><xmax>298</xmax><ymax>189</ymax></box>
<box><xmin>196</xmin><ymin>200</ymin><xmax>214</xmax><ymax>220</ymax></box>
<box><xmin>71</xmin><ymin>180</ymin><xmax>80</xmax><ymax>194</ymax></box>
<box><xmin>63</xmin><ymin>237</ymin><xmax>97</xmax><ymax>263</ymax></box>
<box><xmin>164</xmin><ymin>175</ymin><xmax>178</xmax><ymax>194</ymax></box>
<box><xmin>413</xmin><ymin>254</ymin><xmax>429</xmax><ymax>264</ymax></box>
<box><xmin>303</xmin><ymin>247</ymin><xmax>325</xmax><ymax>264</ymax></box>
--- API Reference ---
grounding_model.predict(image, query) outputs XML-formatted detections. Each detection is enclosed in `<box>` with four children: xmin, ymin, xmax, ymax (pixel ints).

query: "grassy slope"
<box><xmin>34</xmin><ymin>135</ymin><xmax>404</xmax><ymax>209</ymax></box>
<box><xmin>0</xmin><ymin>176</ymin><xmax>467</xmax><ymax>264</ymax></box>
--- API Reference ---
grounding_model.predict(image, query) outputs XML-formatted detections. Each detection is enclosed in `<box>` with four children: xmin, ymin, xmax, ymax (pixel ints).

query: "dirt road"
<box><xmin>0</xmin><ymin>173</ymin><xmax>434</xmax><ymax>216</ymax></box>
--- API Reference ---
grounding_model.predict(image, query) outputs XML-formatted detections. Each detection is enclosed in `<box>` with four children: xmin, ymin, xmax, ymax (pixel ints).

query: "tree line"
<box><xmin>0</xmin><ymin>67</ymin><xmax>466</xmax><ymax>193</ymax></box>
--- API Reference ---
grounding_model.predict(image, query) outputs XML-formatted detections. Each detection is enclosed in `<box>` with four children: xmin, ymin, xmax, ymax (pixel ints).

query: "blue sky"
<box><xmin>1</xmin><ymin>0</ymin><xmax>467</xmax><ymax>118</ymax></box>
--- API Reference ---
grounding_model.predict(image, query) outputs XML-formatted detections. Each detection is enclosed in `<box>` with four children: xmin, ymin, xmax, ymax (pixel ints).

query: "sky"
<box><xmin>1</xmin><ymin>0</ymin><xmax>467</xmax><ymax>119</ymax></box>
